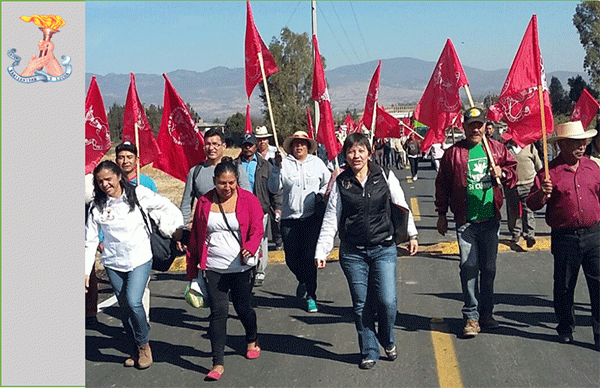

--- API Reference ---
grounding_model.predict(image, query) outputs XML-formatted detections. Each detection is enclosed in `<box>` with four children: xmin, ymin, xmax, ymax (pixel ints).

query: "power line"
<box><xmin>329</xmin><ymin>1</ymin><xmax>361</xmax><ymax>63</ymax></box>
<box><xmin>284</xmin><ymin>1</ymin><xmax>302</xmax><ymax>28</ymax></box>
<box><xmin>349</xmin><ymin>1</ymin><xmax>371</xmax><ymax>61</ymax></box>
<box><xmin>318</xmin><ymin>6</ymin><xmax>353</xmax><ymax>65</ymax></box>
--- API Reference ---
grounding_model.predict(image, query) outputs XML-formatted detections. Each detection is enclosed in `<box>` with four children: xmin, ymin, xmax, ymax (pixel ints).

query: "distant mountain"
<box><xmin>86</xmin><ymin>58</ymin><xmax>585</xmax><ymax>121</ymax></box>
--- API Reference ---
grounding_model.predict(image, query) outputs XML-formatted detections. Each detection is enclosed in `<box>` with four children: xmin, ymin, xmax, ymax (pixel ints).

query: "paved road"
<box><xmin>86</xmin><ymin>162</ymin><xmax>598</xmax><ymax>387</ymax></box>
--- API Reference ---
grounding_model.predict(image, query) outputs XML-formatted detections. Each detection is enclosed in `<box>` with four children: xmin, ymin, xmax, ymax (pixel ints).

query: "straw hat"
<box><xmin>254</xmin><ymin>126</ymin><xmax>273</xmax><ymax>139</ymax></box>
<box><xmin>547</xmin><ymin>121</ymin><xmax>597</xmax><ymax>143</ymax></box>
<box><xmin>283</xmin><ymin>131</ymin><xmax>318</xmax><ymax>154</ymax></box>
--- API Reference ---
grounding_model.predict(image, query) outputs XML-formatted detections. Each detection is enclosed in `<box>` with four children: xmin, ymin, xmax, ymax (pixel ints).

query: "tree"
<box><xmin>107</xmin><ymin>102</ymin><xmax>124</xmax><ymax>143</ymax></box>
<box><xmin>573</xmin><ymin>1</ymin><xmax>600</xmax><ymax>90</ymax></box>
<box><xmin>259</xmin><ymin>27</ymin><xmax>322</xmax><ymax>141</ymax></box>
<box><xmin>224</xmin><ymin>112</ymin><xmax>247</xmax><ymax>146</ymax></box>
<box><xmin>549</xmin><ymin>76</ymin><xmax>570</xmax><ymax>115</ymax></box>
<box><xmin>145</xmin><ymin>104</ymin><xmax>163</xmax><ymax>137</ymax></box>
<box><xmin>483</xmin><ymin>94</ymin><xmax>499</xmax><ymax>110</ymax></box>
<box><xmin>567</xmin><ymin>75</ymin><xmax>599</xmax><ymax>104</ymax></box>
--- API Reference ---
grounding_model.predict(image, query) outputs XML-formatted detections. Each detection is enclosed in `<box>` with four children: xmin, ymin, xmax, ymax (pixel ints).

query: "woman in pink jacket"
<box><xmin>187</xmin><ymin>159</ymin><xmax>264</xmax><ymax>381</ymax></box>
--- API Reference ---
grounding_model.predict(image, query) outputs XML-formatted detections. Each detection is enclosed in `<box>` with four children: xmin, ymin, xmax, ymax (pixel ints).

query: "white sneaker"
<box><xmin>412</xmin><ymin>175</ymin><xmax>418</xmax><ymax>181</ymax></box>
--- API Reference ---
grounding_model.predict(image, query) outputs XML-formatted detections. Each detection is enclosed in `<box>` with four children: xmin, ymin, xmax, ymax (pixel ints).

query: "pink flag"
<box><xmin>245</xmin><ymin>103</ymin><xmax>253</xmax><ymax>134</ymax></box>
<box><xmin>343</xmin><ymin>113</ymin><xmax>357</xmax><ymax>134</ymax></box>
<box><xmin>306</xmin><ymin>106</ymin><xmax>315</xmax><ymax>139</ymax></box>
<box><xmin>488</xmin><ymin>15</ymin><xmax>554</xmax><ymax>147</ymax></box>
<box><xmin>122</xmin><ymin>73</ymin><xmax>160</xmax><ymax>167</ymax></box>
<box><xmin>245</xmin><ymin>1</ymin><xmax>278</xmax><ymax>98</ymax></box>
<box><xmin>571</xmin><ymin>89</ymin><xmax>599</xmax><ymax>129</ymax></box>
<box><xmin>85</xmin><ymin>76</ymin><xmax>111</xmax><ymax>174</ymax></box>
<box><xmin>401</xmin><ymin>116</ymin><xmax>414</xmax><ymax>137</ymax></box>
<box><xmin>154</xmin><ymin>74</ymin><xmax>206</xmax><ymax>181</ymax></box>
<box><xmin>374</xmin><ymin>106</ymin><xmax>401</xmax><ymax>139</ymax></box>
<box><xmin>311</xmin><ymin>35</ymin><xmax>341</xmax><ymax>161</ymax></box>
<box><xmin>362</xmin><ymin>60</ymin><xmax>381</xmax><ymax>131</ymax></box>
<box><xmin>415</xmin><ymin>39</ymin><xmax>468</xmax><ymax>153</ymax></box>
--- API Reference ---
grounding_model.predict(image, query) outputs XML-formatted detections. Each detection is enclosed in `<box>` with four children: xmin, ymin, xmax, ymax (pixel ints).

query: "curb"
<box><xmin>167</xmin><ymin>236</ymin><xmax>551</xmax><ymax>272</ymax></box>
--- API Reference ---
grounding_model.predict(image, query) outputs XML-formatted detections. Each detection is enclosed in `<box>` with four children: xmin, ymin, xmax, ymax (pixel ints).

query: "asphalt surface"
<box><xmin>86</xmin><ymin>161</ymin><xmax>599</xmax><ymax>387</ymax></box>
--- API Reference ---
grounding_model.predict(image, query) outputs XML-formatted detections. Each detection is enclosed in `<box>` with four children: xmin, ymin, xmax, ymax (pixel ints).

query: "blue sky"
<box><xmin>86</xmin><ymin>1</ymin><xmax>585</xmax><ymax>75</ymax></box>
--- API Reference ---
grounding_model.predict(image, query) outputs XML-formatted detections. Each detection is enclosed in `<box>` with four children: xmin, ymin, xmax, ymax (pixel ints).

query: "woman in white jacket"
<box><xmin>315</xmin><ymin>133</ymin><xmax>418</xmax><ymax>370</ymax></box>
<box><xmin>85</xmin><ymin>161</ymin><xmax>183</xmax><ymax>369</ymax></box>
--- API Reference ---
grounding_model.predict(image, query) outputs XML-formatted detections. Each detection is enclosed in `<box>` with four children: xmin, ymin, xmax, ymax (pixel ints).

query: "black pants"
<box><xmin>551</xmin><ymin>222</ymin><xmax>600</xmax><ymax>335</ymax></box>
<box><xmin>280</xmin><ymin>213</ymin><xmax>321</xmax><ymax>300</ymax></box>
<box><xmin>408</xmin><ymin>157</ymin><xmax>419</xmax><ymax>177</ymax></box>
<box><xmin>206</xmin><ymin>270</ymin><xmax>257</xmax><ymax>366</ymax></box>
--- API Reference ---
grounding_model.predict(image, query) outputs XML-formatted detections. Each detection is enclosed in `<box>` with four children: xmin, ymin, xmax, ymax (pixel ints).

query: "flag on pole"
<box><xmin>154</xmin><ymin>74</ymin><xmax>205</xmax><ymax>181</ymax></box>
<box><xmin>306</xmin><ymin>106</ymin><xmax>315</xmax><ymax>139</ymax></box>
<box><xmin>488</xmin><ymin>15</ymin><xmax>554</xmax><ymax>147</ymax></box>
<box><xmin>122</xmin><ymin>73</ymin><xmax>160</xmax><ymax>167</ymax></box>
<box><xmin>245</xmin><ymin>103</ymin><xmax>253</xmax><ymax>134</ymax></box>
<box><xmin>312</xmin><ymin>35</ymin><xmax>341</xmax><ymax>161</ymax></box>
<box><xmin>85</xmin><ymin>76</ymin><xmax>111</xmax><ymax>174</ymax></box>
<box><xmin>571</xmin><ymin>89</ymin><xmax>599</xmax><ymax>129</ymax></box>
<box><xmin>343</xmin><ymin>113</ymin><xmax>357</xmax><ymax>134</ymax></box>
<box><xmin>245</xmin><ymin>0</ymin><xmax>278</xmax><ymax>98</ymax></box>
<box><xmin>362</xmin><ymin>60</ymin><xmax>381</xmax><ymax>131</ymax></box>
<box><xmin>401</xmin><ymin>116</ymin><xmax>414</xmax><ymax>137</ymax></box>
<box><xmin>373</xmin><ymin>105</ymin><xmax>401</xmax><ymax>139</ymax></box>
<box><xmin>415</xmin><ymin>39</ymin><xmax>468</xmax><ymax>153</ymax></box>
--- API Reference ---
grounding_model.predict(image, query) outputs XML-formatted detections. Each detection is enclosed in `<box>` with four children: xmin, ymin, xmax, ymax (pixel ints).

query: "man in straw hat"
<box><xmin>436</xmin><ymin>107</ymin><xmax>517</xmax><ymax>338</ymax></box>
<box><xmin>269</xmin><ymin>131</ymin><xmax>331</xmax><ymax>313</ymax></box>
<box><xmin>255</xmin><ymin>126</ymin><xmax>278</xmax><ymax>162</ymax></box>
<box><xmin>527</xmin><ymin>120</ymin><xmax>600</xmax><ymax>350</ymax></box>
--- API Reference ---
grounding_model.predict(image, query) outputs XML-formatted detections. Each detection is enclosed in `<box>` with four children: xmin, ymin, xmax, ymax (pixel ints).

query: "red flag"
<box><xmin>245</xmin><ymin>103</ymin><xmax>253</xmax><ymax>134</ymax></box>
<box><xmin>85</xmin><ymin>76</ymin><xmax>111</xmax><ymax>174</ymax></box>
<box><xmin>245</xmin><ymin>1</ymin><xmax>278</xmax><ymax>98</ymax></box>
<box><xmin>122</xmin><ymin>73</ymin><xmax>160</xmax><ymax>167</ymax></box>
<box><xmin>154</xmin><ymin>74</ymin><xmax>205</xmax><ymax>181</ymax></box>
<box><xmin>362</xmin><ymin>60</ymin><xmax>381</xmax><ymax>131</ymax></box>
<box><xmin>343</xmin><ymin>113</ymin><xmax>357</xmax><ymax>134</ymax></box>
<box><xmin>571</xmin><ymin>89</ymin><xmax>599</xmax><ymax>129</ymax></box>
<box><xmin>311</xmin><ymin>35</ymin><xmax>341</xmax><ymax>161</ymax></box>
<box><xmin>374</xmin><ymin>106</ymin><xmax>401</xmax><ymax>139</ymax></box>
<box><xmin>306</xmin><ymin>106</ymin><xmax>315</xmax><ymax>139</ymax></box>
<box><xmin>415</xmin><ymin>39</ymin><xmax>468</xmax><ymax>153</ymax></box>
<box><xmin>401</xmin><ymin>116</ymin><xmax>414</xmax><ymax>137</ymax></box>
<box><xmin>488</xmin><ymin>15</ymin><xmax>554</xmax><ymax>147</ymax></box>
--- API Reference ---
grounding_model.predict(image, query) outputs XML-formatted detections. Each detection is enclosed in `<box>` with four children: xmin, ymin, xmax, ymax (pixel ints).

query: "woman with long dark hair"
<box><xmin>315</xmin><ymin>133</ymin><xmax>419</xmax><ymax>370</ymax></box>
<box><xmin>85</xmin><ymin>161</ymin><xmax>183</xmax><ymax>369</ymax></box>
<box><xmin>187</xmin><ymin>158</ymin><xmax>264</xmax><ymax>381</ymax></box>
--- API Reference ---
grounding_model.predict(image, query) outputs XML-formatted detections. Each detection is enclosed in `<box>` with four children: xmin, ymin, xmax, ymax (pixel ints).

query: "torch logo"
<box><xmin>7</xmin><ymin>14</ymin><xmax>72</xmax><ymax>83</ymax></box>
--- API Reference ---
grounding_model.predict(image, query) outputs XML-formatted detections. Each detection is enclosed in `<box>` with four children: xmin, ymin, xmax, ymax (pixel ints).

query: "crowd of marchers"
<box><xmin>85</xmin><ymin>108</ymin><xmax>600</xmax><ymax>380</ymax></box>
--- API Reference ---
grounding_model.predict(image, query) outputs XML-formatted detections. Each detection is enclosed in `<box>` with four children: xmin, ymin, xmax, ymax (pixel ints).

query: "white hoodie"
<box><xmin>268</xmin><ymin>154</ymin><xmax>331</xmax><ymax>220</ymax></box>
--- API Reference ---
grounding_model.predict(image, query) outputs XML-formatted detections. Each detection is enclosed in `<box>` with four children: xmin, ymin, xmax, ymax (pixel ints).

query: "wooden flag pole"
<box><xmin>369</xmin><ymin>101</ymin><xmax>377</xmax><ymax>146</ymax></box>
<box><xmin>134</xmin><ymin>122</ymin><xmax>141</xmax><ymax>186</ymax></box>
<box><xmin>257</xmin><ymin>51</ymin><xmax>280</xmax><ymax>150</ymax></box>
<box><xmin>399</xmin><ymin>121</ymin><xmax>424</xmax><ymax>139</ymax></box>
<box><xmin>463</xmin><ymin>85</ymin><xmax>502</xmax><ymax>186</ymax></box>
<box><xmin>537</xmin><ymin>85</ymin><xmax>550</xmax><ymax>180</ymax></box>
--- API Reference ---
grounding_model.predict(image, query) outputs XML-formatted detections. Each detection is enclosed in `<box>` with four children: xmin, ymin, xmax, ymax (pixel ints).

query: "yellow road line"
<box><xmin>430</xmin><ymin>318</ymin><xmax>463</xmax><ymax>388</ymax></box>
<box><xmin>410</xmin><ymin>197</ymin><xmax>421</xmax><ymax>221</ymax></box>
<box><xmin>407</xmin><ymin>175</ymin><xmax>414</xmax><ymax>183</ymax></box>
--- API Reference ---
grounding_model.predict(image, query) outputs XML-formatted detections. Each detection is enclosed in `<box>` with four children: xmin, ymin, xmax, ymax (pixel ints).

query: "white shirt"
<box><xmin>85</xmin><ymin>185</ymin><xmax>184</xmax><ymax>276</ymax></box>
<box><xmin>205</xmin><ymin>211</ymin><xmax>251</xmax><ymax>273</ymax></box>
<box><xmin>315</xmin><ymin>170</ymin><xmax>418</xmax><ymax>261</ymax></box>
<box><xmin>268</xmin><ymin>154</ymin><xmax>331</xmax><ymax>220</ymax></box>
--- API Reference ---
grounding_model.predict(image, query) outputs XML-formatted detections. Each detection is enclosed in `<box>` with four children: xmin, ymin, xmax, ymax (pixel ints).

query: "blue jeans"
<box><xmin>105</xmin><ymin>260</ymin><xmax>152</xmax><ymax>346</ymax></box>
<box><xmin>456</xmin><ymin>219</ymin><xmax>499</xmax><ymax>321</ymax></box>
<box><xmin>339</xmin><ymin>242</ymin><xmax>397</xmax><ymax>361</ymax></box>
